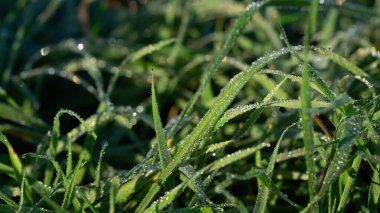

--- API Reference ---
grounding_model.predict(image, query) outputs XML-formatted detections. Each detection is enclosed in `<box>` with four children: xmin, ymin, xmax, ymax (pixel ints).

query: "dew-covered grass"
<box><xmin>1</xmin><ymin>0</ymin><xmax>380</xmax><ymax>212</ymax></box>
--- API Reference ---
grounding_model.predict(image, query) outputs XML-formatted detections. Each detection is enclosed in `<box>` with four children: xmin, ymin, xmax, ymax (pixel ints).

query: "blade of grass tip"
<box><xmin>95</xmin><ymin>142</ymin><xmax>108</xmax><ymax>193</ymax></box>
<box><xmin>300</xmin><ymin>0</ymin><xmax>319</xmax><ymax>211</ymax></box>
<box><xmin>106</xmin><ymin>38</ymin><xmax>175</xmax><ymax>95</ymax></box>
<box><xmin>167</xmin><ymin>0</ymin><xmax>269</xmax><ymax>138</ymax></box>
<box><xmin>336</xmin><ymin>153</ymin><xmax>362</xmax><ymax>213</ymax></box>
<box><xmin>368</xmin><ymin>164</ymin><xmax>380</xmax><ymax>212</ymax></box>
<box><xmin>46</xmin><ymin>109</ymin><xmax>97</xmax><ymax>186</ymax></box>
<box><xmin>253</xmin><ymin>122</ymin><xmax>298</xmax><ymax>213</ymax></box>
<box><xmin>136</xmin><ymin>46</ymin><xmax>304</xmax><ymax>212</ymax></box>
<box><xmin>62</xmin><ymin>155</ymin><xmax>85</xmax><ymax>209</ymax></box>
<box><xmin>152</xmin><ymin>73</ymin><xmax>171</xmax><ymax>169</ymax></box>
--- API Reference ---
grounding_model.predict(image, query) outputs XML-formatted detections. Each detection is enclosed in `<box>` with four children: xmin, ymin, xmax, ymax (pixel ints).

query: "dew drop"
<box><xmin>77</xmin><ymin>43</ymin><xmax>84</xmax><ymax>51</ymax></box>
<box><xmin>40</xmin><ymin>47</ymin><xmax>50</xmax><ymax>56</ymax></box>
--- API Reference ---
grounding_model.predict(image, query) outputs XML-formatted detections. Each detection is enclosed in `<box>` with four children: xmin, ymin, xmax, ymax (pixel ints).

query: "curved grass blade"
<box><xmin>146</xmin><ymin>143</ymin><xmax>268</xmax><ymax>212</ymax></box>
<box><xmin>217</xmin><ymin>99</ymin><xmax>329</xmax><ymax>130</ymax></box>
<box><xmin>136</xmin><ymin>46</ymin><xmax>303</xmax><ymax>212</ymax></box>
<box><xmin>312</xmin><ymin>47</ymin><xmax>369</xmax><ymax>77</ymax></box>
<box><xmin>17</xmin><ymin>68</ymin><xmax>98</xmax><ymax>97</ymax></box>
<box><xmin>107</xmin><ymin>38</ymin><xmax>175</xmax><ymax>95</ymax></box>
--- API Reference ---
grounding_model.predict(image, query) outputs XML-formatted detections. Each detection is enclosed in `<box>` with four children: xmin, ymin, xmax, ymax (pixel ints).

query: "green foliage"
<box><xmin>0</xmin><ymin>0</ymin><xmax>380</xmax><ymax>212</ymax></box>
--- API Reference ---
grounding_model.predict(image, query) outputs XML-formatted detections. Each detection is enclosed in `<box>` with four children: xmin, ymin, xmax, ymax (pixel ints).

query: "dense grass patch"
<box><xmin>1</xmin><ymin>0</ymin><xmax>380</xmax><ymax>212</ymax></box>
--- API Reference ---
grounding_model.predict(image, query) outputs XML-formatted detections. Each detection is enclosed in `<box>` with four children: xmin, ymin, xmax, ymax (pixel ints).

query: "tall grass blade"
<box><xmin>300</xmin><ymin>0</ymin><xmax>319</xmax><ymax>211</ymax></box>
<box><xmin>152</xmin><ymin>74</ymin><xmax>171</xmax><ymax>169</ymax></box>
<box><xmin>137</xmin><ymin>46</ymin><xmax>301</xmax><ymax>212</ymax></box>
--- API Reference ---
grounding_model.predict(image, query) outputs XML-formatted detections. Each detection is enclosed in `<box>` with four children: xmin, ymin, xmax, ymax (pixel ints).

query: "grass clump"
<box><xmin>1</xmin><ymin>0</ymin><xmax>380</xmax><ymax>212</ymax></box>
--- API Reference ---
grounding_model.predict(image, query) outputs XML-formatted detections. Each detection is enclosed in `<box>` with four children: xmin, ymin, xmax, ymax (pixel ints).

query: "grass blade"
<box><xmin>167</xmin><ymin>0</ymin><xmax>269</xmax><ymax>138</ymax></box>
<box><xmin>253</xmin><ymin>123</ymin><xmax>298</xmax><ymax>213</ymax></box>
<box><xmin>152</xmin><ymin>74</ymin><xmax>171</xmax><ymax>169</ymax></box>
<box><xmin>300</xmin><ymin>0</ymin><xmax>319</xmax><ymax>211</ymax></box>
<box><xmin>368</xmin><ymin>164</ymin><xmax>380</xmax><ymax>212</ymax></box>
<box><xmin>62</xmin><ymin>155</ymin><xmax>84</xmax><ymax>209</ymax></box>
<box><xmin>336</xmin><ymin>154</ymin><xmax>362</xmax><ymax>212</ymax></box>
<box><xmin>136</xmin><ymin>46</ymin><xmax>301</xmax><ymax>212</ymax></box>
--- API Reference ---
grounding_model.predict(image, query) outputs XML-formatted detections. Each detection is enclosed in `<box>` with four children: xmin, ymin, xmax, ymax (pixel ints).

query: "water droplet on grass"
<box><xmin>40</xmin><ymin>47</ymin><xmax>50</xmax><ymax>56</ymax></box>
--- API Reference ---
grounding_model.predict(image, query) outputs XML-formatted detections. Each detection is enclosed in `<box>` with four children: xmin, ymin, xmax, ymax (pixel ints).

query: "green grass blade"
<box><xmin>217</xmin><ymin>99</ymin><xmax>329</xmax><ymax>130</ymax></box>
<box><xmin>76</xmin><ymin>189</ymin><xmax>99</xmax><ymax>213</ymax></box>
<box><xmin>62</xmin><ymin>155</ymin><xmax>84</xmax><ymax>209</ymax></box>
<box><xmin>312</xmin><ymin>47</ymin><xmax>369</xmax><ymax>77</ymax></box>
<box><xmin>136</xmin><ymin>46</ymin><xmax>300</xmax><ymax>211</ymax></box>
<box><xmin>216</xmin><ymin>77</ymin><xmax>287</xmax><ymax>131</ymax></box>
<box><xmin>0</xmin><ymin>191</ymin><xmax>18</xmax><ymax>210</ymax></box>
<box><xmin>300</xmin><ymin>0</ymin><xmax>319</xmax><ymax>211</ymax></box>
<box><xmin>152</xmin><ymin>74</ymin><xmax>171</xmax><ymax>169</ymax></box>
<box><xmin>18</xmin><ymin>173</ymin><xmax>26</xmax><ymax>213</ymax></box>
<box><xmin>257</xmin><ymin>173</ymin><xmax>302</xmax><ymax>210</ymax></box>
<box><xmin>253</xmin><ymin>123</ymin><xmax>298</xmax><ymax>213</ymax></box>
<box><xmin>95</xmin><ymin>141</ymin><xmax>108</xmax><ymax>190</ymax></box>
<box><xmin>167</xmin><ymin>1</ymin><xmax>268</xmax><ymax>138</ymax></box>
<box><xmin>368</xmin><ymin>164</ymin><xmax>380</xmax><ymax>212</ymax></box>
<box><xmin>336</xmin><ymin>154</ymin><xmax>362</xmax><ymax>213</ymax></box>
<box><xmin>0</xmin><ymin>132</ymin><xmax>23</xmax><ymax>182</ymax></box>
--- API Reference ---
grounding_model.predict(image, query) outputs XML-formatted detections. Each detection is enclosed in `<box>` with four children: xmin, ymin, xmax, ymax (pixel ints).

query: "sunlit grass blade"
<box><xmin>253</xmin><ymin>122</ymin><xmax>298</xmax><ymax>213</ymax></box>
<box><xmin>137</xmin><ymin>46</ymin><xmax>303</xmax><ymax>212</ymax></box>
